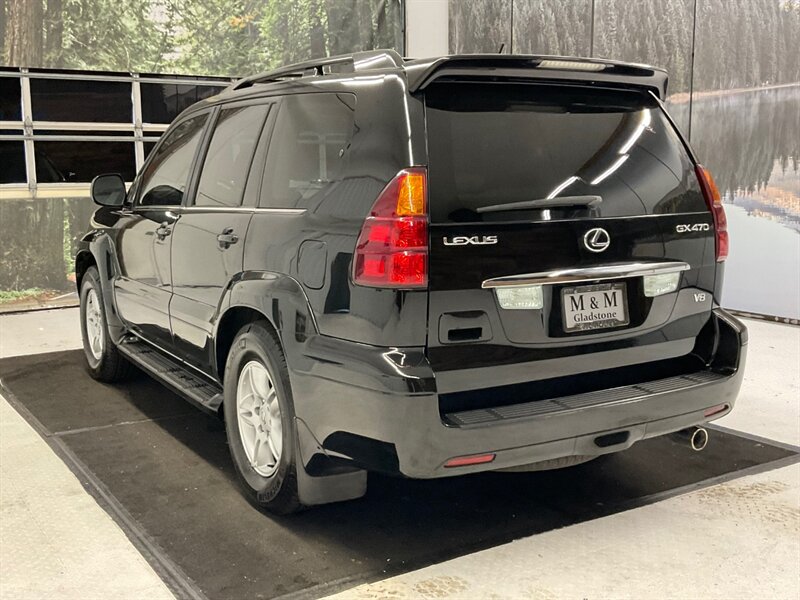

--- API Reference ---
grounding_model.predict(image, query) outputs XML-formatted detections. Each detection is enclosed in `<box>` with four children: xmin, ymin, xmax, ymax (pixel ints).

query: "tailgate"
<box><xmin>424</xmin><ymin>82</ymin><xmax>716</xmax><ymax>392</ymax></box>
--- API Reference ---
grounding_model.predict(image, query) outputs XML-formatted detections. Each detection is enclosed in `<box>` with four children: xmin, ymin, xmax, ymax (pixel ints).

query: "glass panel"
<box><xmin>0</xmin><ymin>141</ymin><xmax>27</xmax><ymax>184</ymax></box>
<box><xmin>195</xmin><ymin>105</ymin><xmax>269</xmax><ymax>207</ymax></box>
<box><xmin>138</xmin><ymin>113</ymin><xmax>209</xmax><ymax>206</ymax></box>
<box><xmin>141</xmin><ymin>83</ymin><xmax>225</xmax><ymax>124</ymax></box>
<box><xmin>449</xmin><ymin>0</ymin><xmax>511</xmax><ymax>53</ymax></box>
<box><xmin>0</xmin><ymin>78</ymin><xmax>23</xmax><ymax>121</ymax></box>
<box><xmin>143</xmin><ymin>142</ymin><xmax>158</xmax><ymax>158</ymax></box>
<box><xmin>260</xmin><ymin>94</ymin><xmax>356</xmax><ymax>210</ymax></box>
<box><xmin>30</xmin><ymin>78</ymin><xmax>132</xmax><ymax>123</ymax></box>
<box><xmin>511</xmin><ymin>0</ymin><xmax>592</xmax><ymax>56</ymax></box>
<box><xmin>34</xmin><ymin>141</ymin><xmax>136</xmax><ymax>182</ymax></box>
<box><xmin>425</xmin><ymin>82</ymin><xmax>704</xmax><ymax>223</ymax></box>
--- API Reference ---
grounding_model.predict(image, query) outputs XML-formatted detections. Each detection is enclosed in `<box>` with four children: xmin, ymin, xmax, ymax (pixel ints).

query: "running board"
<box><xmin>443</xmin><ymin>371</ymin><xmax>727</xmax><ymax>428</ymax></box>
<box><xmin>117</xmin><ymin>338</ymin><xmax>223</xmax><ymax>414</ymax></box>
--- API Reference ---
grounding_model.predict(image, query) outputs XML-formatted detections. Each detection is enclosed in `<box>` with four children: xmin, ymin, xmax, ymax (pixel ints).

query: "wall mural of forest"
<box><xmin>450</xmin><ymin>0</ymin><xmax>799</xmax><ymax>320</ymax></box>
<box><xmin>0</xmin><ymin>0</ymin><xmax>403</xmax><ymax>76</ymax></box>
<box><xmin>0</xmin><ymin>0</ymin><xmax>798</xmax><ymax>318</ymax></box>
<box><xmin>0</xmin><ymin>0</ymin><xmax>403</xmax><ymax>311</ymax></box>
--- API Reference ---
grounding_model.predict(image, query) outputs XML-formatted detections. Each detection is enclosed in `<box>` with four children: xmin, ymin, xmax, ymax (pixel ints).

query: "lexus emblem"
<box><xmin>583</xmin><ymin>228</ymin><xmax>611</xmax><ymax>253</ymax></box>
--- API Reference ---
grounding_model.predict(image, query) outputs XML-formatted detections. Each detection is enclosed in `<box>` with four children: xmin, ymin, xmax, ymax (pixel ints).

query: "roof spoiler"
<box><xmin>407</xmin><ymin>55</ymin><xmax>669</xmax><ymax>99</ymax></box>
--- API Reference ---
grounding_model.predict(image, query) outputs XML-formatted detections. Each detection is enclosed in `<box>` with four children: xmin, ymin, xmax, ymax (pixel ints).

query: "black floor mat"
<box><xmin>1</xmin><ymin>350</ymin><xmax>796</xmax><ymax>600</ymax></box>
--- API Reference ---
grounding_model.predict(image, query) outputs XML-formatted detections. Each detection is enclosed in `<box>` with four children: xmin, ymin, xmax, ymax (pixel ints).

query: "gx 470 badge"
<box><xmin>676</xmin><ymin>223</ymin><xmax>711</xmax><ymax>233</ymax></box>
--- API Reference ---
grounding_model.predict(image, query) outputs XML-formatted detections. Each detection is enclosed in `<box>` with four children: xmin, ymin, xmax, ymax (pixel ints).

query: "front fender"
<box><xmin>76</xmin><ymin>230</ymin><xmax>126</xmax><ymax>343</ymax></box>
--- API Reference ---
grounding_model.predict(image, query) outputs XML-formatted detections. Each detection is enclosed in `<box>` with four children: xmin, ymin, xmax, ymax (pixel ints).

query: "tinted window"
<box><xmin>425</xmin><ymin>83</ymin><xmax>705</xmax><ymax>223</ymax></box>
<box><xmin>260</xmin><ymin>93</ymin><xmax>355</xmax><ymax>209</ymax></box>
<box><xmin>0</xmin><ymin>78</ymin><xmax>22</xmax><ymax>121</ymax></box>
<box><xmin>195</xmin><ymin>105</ymin><xmax>269</xmax><ymax>207</ymax></box>
<box><xmin>35</xmin><ymin>141</ymin><xmax>136</xmax><ymax>182</ymax></box>
<box><xmin>141</xmin><ymin>83</ymin><xmax>225</xmax><ymax>124</ymax></box>
<box><xmin>30</xmin><ymin>78</ymin><xmax>132</xmax><ymax>123</ymax></box>
<box><xmin>0</xmin><ymin>141</ymin><xmax>26</xmax><ymax>183</ymax></box>
<box><xmin>138</xmin><ymin>113</ymin><xmax>208</xmax><ymax>207</ymax></box>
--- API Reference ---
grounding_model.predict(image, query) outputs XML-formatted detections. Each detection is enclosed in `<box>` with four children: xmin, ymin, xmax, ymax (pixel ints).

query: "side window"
<box><xmin>260</xmin><ymin>93</ymin><xmax>356</xmax><ymax>209</ymax></box>
<box><xmin>138</xmin><ymin>113</ymin><xmax>208</xmax><ymax>207</ymax></box>
<box><xmin>194</xmin><ymin>104</ymin><xmax>269</xmax><ymax>207</ymax></box>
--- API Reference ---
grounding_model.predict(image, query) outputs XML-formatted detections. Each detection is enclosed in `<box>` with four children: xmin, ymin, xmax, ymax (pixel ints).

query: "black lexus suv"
<box><xmin>76</xmin><ymin>50</ymin><xmax>747</xmax><ymax>514</ymax></box>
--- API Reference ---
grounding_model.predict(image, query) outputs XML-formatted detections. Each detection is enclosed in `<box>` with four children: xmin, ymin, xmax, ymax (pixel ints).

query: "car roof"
<box><xmin>181</xmin><ymin>49</ymin><xmax>669</xmax><ymax>119</ymax></box>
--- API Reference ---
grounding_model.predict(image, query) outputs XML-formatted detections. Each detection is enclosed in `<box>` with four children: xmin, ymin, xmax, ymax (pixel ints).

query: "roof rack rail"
<box><xmin>229</xmin><ymin>49</ymin><xmax>403</xmax><ymax>91</ymax></box>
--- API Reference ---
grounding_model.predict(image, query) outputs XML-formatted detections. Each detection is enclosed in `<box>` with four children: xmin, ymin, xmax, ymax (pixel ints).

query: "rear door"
<box><xmin>424</xmin><ymin>82</ymin><xmax>716</xmax><ymax>392</ymax></box>
<box><xmin>170</xmin><ymin>101</ymin><xmax>271</xmax><ymax>372</ymax></box>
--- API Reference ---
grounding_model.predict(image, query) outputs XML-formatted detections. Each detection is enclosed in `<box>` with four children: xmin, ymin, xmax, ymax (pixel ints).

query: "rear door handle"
<box><xmin>217</xmin><ymin>227</ymin><xmax>239</xmax><ymax>249</ymax></box>
<box><xmin>155</xmin><ymin>222</ymin><xmax>172</xmax><ymax>240</ymax></box>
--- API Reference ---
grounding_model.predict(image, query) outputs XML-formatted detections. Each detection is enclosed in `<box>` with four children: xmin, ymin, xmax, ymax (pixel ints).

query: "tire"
<box><xmin>79</xmin><ymin>266</ymin><xmax>132</xmax><ymax>382</ymax></box>
<box><xmin>223</xmin><ymin>321</ymin><xmax>303</xmax><ymax>515</ymax></box>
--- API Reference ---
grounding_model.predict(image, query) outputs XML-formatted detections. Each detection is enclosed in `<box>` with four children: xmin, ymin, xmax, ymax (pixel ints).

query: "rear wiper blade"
<box><xmin>476</xmin><ymin>195</ymin><xmax>602</xmax><ymax>213</ymax></box>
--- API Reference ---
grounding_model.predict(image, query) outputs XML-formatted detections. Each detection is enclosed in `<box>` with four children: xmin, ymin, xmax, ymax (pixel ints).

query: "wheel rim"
<box><xmin>236</xmin><ymin>360</ymin><xmax>283</xmax><ymax>477</ymax></box>
<box><xmin>85</xmin><ymin>288</ymin><xmax>105</xmax><ymax>360</ymax></box>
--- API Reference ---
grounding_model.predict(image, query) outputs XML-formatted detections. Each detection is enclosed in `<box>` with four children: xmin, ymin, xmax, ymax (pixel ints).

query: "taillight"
<box><xmin>696</xmin><ymin>164</ymin><xmax>728</xmax><ymax>261</ymax></box>
<box><xmin>353</xmin><ymin>167</ymin><xmax>428</xmax><ymax>288</ymax></box>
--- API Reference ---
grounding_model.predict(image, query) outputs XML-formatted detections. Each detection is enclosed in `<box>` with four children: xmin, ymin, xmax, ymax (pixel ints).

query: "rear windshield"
<box><xmin>425</xmin><ymin>82</ymin><xmax>705</xmax><ymax>223</ymax></box>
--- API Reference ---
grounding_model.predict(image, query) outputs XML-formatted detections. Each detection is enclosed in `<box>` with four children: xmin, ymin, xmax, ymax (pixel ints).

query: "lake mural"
<box><xmin>693</xmin><ymin>86</ymin><xmax>800</xmax><ymax>319</ymax></box>
<box><xmin>448</xmin><ymin>0</ymin><xmax>800</xmax><ymax>320</ymax></box>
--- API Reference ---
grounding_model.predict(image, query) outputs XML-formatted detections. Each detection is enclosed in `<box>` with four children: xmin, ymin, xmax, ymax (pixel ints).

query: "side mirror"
<box><xmin>90</xmin><ymin>174</ymin><xmax>127</xmax><ymax>207</ymax></box>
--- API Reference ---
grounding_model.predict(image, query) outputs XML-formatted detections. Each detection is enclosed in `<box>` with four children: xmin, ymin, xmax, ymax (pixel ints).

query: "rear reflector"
<box><xmin>695</xmin><ymin>165</ymin><xmax>728</xmax><ymax>261</ymax></box>
<box><xmin>704</xmin><ymin>403</ymin><xmax>729</xmax><ymax>418</ymax></box>
<box><xmin>353</xmin><ymin>168</ymin><xmax>428</xmax><ymax>288</ymax></box>
<box><xmin>444</xmin><ymin>453</ymin><xmax>496</xmax><ymax>468</ymax></box>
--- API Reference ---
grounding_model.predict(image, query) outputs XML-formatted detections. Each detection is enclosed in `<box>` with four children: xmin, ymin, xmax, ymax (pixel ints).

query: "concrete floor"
<box><xmin>0</xmin><ymin>308</ymin><xmax>798</xmax><ymax>599</ymax></box>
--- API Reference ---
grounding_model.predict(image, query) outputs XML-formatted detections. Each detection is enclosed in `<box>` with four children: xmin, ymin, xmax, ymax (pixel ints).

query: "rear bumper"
<box><xmin>290</xmin><ymin>308</ymin><xmax>747</xmax><ymax>478</ymax></box>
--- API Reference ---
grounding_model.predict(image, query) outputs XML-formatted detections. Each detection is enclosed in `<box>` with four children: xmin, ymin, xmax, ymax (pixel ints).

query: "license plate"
<box><xmin>562</xmin><ymin>283</ymin><xmax>629</xmax><ymax>331</ymax></box>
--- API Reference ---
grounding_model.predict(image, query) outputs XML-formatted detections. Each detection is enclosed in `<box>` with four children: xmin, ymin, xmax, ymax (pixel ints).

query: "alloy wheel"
<box><xmin>235</xmin><ymin>360</ymin><xmax>283</xmax><ymax>477</ymax></box>
<box><xmin>85</xmin><ymin>288</ymin><xmax>105</xmax><ymax>360</ymax></box>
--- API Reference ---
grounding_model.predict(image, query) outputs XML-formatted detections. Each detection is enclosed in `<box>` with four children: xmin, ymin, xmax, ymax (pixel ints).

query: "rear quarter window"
<box><xmin>424</xmin><ymin>82</ymin><xmax>705</xmax><ymax>223</ymax></box>
<box><xmin>260</xmin><ymin>93</ymin><xmax>356</xmax><ymax>210</ymax></box>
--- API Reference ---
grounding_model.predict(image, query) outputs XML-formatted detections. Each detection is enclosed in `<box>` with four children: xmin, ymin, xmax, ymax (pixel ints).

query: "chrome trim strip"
<box><xmin>170</xmin><ymin>206</ymin><xmax>307</xmax><ymax>214</ymax></box>
<box><xmin>481</xmin><ymin>261</ymin><xmax>691</xmax><ymax>288</ymax></box>
<box><xmin>128</xmin><ymin>206</ymin><xmax>308</xmax><ymax>215</ymax></box>
<box><xmin>254</xmin><ymin>207</ymin><xmax>307</xmax><ymax>215</ymax></box>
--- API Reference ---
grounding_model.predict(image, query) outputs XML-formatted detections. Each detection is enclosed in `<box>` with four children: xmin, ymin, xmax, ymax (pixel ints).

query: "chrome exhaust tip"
<box><xmin>690</xmin><ymin>427</ymin><xmax>709</xmax><ymax>451</ymax></box>
<box><xmin>670</xmin><ymin>426</ymin><xmax>709</xmax><ymax>451</ymax></box>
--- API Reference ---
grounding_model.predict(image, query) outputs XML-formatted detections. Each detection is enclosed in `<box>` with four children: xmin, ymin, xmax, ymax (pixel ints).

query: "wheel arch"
<box><xmin>214</xmin><ymin>305</ymin><xmax>276</xmax><ymax>385</ymax></box>
<box><xmin>213</xmin><ymin>272</ymin><xmax>319</xmax><ymax>386</ymax></box>
<box><xmin>74</xmin><ymin>250</ymin><xmax>97</xmax><ymax>291</ymax></box>
<box><xmin>75</xmin><ymin>232</ymin><xmax>126</xmax><ymax>342</ymax></box>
